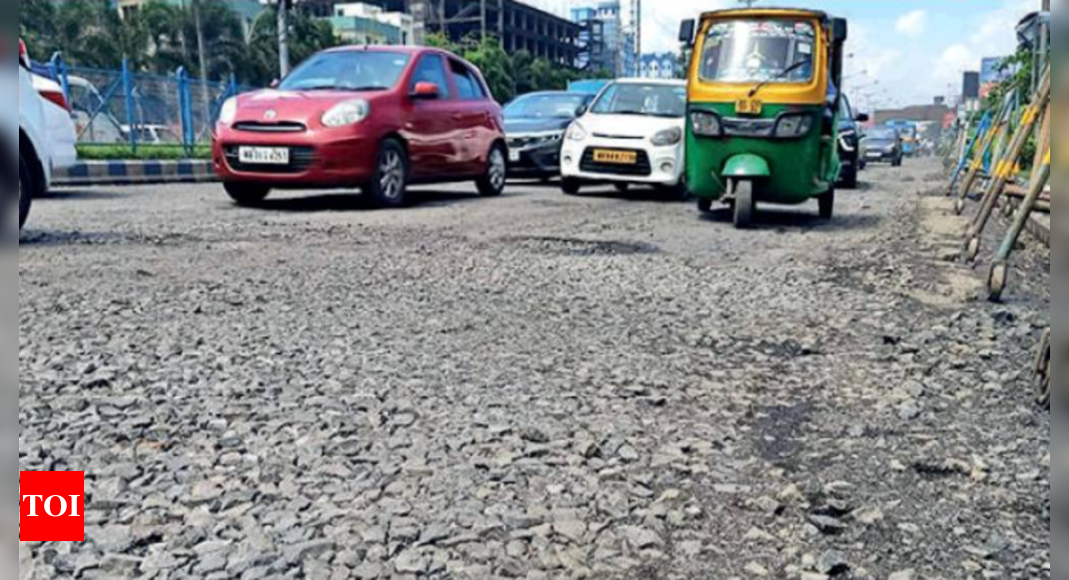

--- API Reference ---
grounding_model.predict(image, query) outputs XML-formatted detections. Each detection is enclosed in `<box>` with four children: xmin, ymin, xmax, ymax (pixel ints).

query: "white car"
<box><xmin>17</xmin><ymin>44</ymin><xmax>48</xmax><ymax>232</ymax></box>
<box><xmin>30</xmin><ymin>74</ymin><xmax>79</xmax><ymax>174</ymax></box>
<box><xmin>560</xmin><ymin>79</ymin><xmax>688</xmax><ymax>196</ymax></box>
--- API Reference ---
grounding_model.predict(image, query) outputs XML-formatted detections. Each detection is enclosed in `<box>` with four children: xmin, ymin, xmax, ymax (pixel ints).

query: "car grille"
<box><xmin>592</xmin><ymin>133</ymin><xmax>643</xmax><ymax>140</ymax></box>
<box><xmin>579</xmin><ymin>148</ymin><xmax>652</xmax><ymax>177</ymax></box>
<box><xmin>233</xmin><ymin>122</ymin><xmax>307</xmax><ymax>133</ymax></box>
<box><xmin>223</xmin><ymin>146</ymin><xmax>316</xmax><ymax>174</ymax></box>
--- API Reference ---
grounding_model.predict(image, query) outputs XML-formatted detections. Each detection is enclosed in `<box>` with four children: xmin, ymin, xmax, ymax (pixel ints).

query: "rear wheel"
<box><xmin>477</xmin><ymin>143</ymin><xmax>507</xmax><ymax>197</ymax></box>
<box><xmin>224</xmin><ymin>183</ymin><xmax>271</xmax><ymax>206</ymax></box>
<box><xmin>366</xmin><ymin>139</ymin><xmax>409</xmax><ymax>208</ymax></box>
<box><xmin>561</xmin><ymin>178</ymin><xmax>582</xmax><ymax>196</ymax></box>
<box><xmin>819</xmin><ymin>188</ymin><xmax>836</xmax><ymax>220</ymax></box>
<box><xmin>732</xmin><ymin>179</ymin><xmax>754</xmax><ymax>229</ymax></box>
<box><xmin>19</xmin><ymin>155</ymin><xmax>32</xmax><ymax>232</ymax></box>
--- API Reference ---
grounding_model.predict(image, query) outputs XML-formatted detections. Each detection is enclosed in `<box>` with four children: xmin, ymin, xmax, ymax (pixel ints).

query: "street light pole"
<box><xmin>192</xmin><ymin>0</ymin><xmax>211</xmax><ymax>131</ymax></box>
<box><xmin>278</xmin><ymin>0</ymin><xmax>291</xmax><ymax>78</ymax></box>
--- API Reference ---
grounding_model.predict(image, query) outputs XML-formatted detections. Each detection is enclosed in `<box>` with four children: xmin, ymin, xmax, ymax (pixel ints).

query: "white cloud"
<box><xmin>895</xmin><ymin>10</ymin><xmax>928</xmax><ymax>38</ymax></box>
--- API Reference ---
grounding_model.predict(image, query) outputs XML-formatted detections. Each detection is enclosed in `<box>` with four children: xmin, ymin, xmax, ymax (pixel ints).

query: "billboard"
<box><xmin>980</xmin><ymin>57</ymin><xmax>1012</xmax><ymax>84</ymax></box>
<box><xmin>962</xmin><ymin>71</ymin><xmax>980</xmax><ymax>100</ymax></box>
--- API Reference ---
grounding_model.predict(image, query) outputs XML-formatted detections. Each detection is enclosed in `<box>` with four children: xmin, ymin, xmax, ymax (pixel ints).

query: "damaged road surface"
<box><xmin>19</xmin><ymin>159</ymin><xmax>1049</xmax><ymax>579</ymax></box>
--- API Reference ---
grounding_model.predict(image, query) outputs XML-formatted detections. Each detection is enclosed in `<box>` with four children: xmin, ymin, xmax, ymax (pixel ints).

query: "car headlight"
<box><xmin>218</xmin><ymin>97</ymin><xmax>238</xmax><ymax>126</ymax></box>
<box><xmin>838</xmin><ymin>130</ymin><xmax>856</xmax><ymax>152</ymax></box>
<box><xmin>322</xmin><ymin>99</ymin><xmax>370</xmax><ymax>128</ymax></box>
<box><xmin>651</xmin><ymin>127</ymin><xmax>683</xmax><ymax>146</ymax></box>
<box><xmin>690</xmin><ymin>111</ymin><xmax>722</xmax><ymax>137</ymax></box>
<box><xmin>774</xmin><ymin>114</ymin><xmax>814</xmax><ymax>138</ymax></box>
<box><xmin>566</xmin><ymin>122</ymin><xmax>587</xmax><ymax>142</ymax></box>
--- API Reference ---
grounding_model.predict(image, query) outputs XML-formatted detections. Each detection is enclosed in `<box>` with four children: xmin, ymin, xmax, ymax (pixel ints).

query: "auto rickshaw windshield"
<box><xmin>700</xmin><ymin>19</ymin><xmax>818</xmax><ymax>84</ymax></box>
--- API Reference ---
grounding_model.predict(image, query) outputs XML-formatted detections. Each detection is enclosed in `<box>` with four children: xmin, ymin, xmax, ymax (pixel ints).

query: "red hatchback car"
<box><xmin>213</xmin><ymin>46</ymin><xmax>508</xmax><ymax>207</ymax></box>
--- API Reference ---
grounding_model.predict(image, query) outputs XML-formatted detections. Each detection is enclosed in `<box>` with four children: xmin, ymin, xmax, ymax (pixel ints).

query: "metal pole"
<box><xmin>122</xmin><ymin>59</ymin><xmax>137</xmax><ymax>154</ymax></box>
<box><xmin>192</xmin><ymin>0</ymin><xmax>212</xmax><ymax>139</ymax></box>
<box><xmin>480</xmin><ymin>0</ymin><xmax>487</xmax><ymax>42</ymax></box>
<box><xmin>278</xmin><ymin>0</ymin><xmax>291</xmax><ymax>78</ymax></box>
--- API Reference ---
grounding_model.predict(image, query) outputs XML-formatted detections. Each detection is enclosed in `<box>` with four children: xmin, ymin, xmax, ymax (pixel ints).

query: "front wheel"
<box><xmin>732</xmin><ymin>179</ymin><xmax>755</xmax><ymax>229</ymax></box>
<box><xmin>818</xmin><ymin>188</ymin><xmax>835</xmax><ymax>220</ymax></box>
<box><xmin>477</xmin><ymin>144</ymin><xmax>507</xmax><ymax>197</ymax></box>
<box><xmin>561</xmin><ymin>178</ymin><xmax>582</xmax><ymax>196</ymax></box>
<box><xmin>366</xmin><ymin>139</ymin><xmax>410</xmax><ymax>208</ymax></box>
<box><xmin>224</xmin><ymin>182</ymin><xmax>271</xmax><ymax>206</ymax></box>
<box><xmin>19</xmin><ymin>156</ymin><xmax>32</xmax><ymax>232</ymax></box>
<box><xmin>840</xmin><ymin>160</ymin><xmax>859</xmax><ymax>190</ymax></box>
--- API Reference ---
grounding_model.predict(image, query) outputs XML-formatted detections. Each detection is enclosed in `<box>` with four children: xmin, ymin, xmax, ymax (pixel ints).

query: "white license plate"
<box><xmin>509</xmin><ymin>150</ymin><xmax>521</xmax><ymax>163</ymax></box>
<box><xmin>239</xmin><ymin>147</ymin><xmax>290</xmax><ymax>165</ymax></box>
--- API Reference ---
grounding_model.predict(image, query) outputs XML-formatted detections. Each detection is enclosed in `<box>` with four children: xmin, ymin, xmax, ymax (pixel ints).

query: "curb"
<box><xmin>54</xmin><ymin>160</ymin><xmax>216</xmax><ymax>187</ymax></box>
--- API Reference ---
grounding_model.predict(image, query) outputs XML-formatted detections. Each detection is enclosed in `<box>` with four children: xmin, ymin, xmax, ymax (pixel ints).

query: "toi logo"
<box><xmin>20</xmin><ymin>472</ymin><xmax>85</xmax><ymax>542</ymax></box>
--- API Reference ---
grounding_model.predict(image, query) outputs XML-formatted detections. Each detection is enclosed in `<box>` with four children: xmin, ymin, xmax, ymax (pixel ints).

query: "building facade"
<box><xmin>328</xmin><ymin>3</ymin><xmax>414</xmax><ymax>45</ymax></box>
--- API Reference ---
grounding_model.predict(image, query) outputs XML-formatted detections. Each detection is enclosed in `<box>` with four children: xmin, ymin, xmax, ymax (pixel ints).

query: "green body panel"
<box><xmin>686</xmin><ymin>103</ymin><xmax>840</xmax><ymax>205</ymax></box>
<box><xmin>723</xmin><ymin>153</ymin><xmax>771</xmax><ymax>177</ymax></box>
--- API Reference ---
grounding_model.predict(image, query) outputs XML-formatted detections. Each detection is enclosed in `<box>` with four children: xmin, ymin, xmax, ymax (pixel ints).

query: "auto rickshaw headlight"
<box><xmin>652</xmin><ymin>127</ymin><xmax>683</xmax><ymax>146</ymax></box>
<box><xmin>690</xmin><ymin>111</ymin><xmax>722</xmax><ymax>137</ymax></box>
<box><xmin>774</xmin><ymin>114</ymin><xmax>814</xmax><ymax>138</ymax></box>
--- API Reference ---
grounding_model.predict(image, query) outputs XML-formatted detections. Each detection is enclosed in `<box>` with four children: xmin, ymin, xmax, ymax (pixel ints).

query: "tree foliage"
<box><xmin>423</xmin><ymin>32</ymin><xmax>610</xmax><ymax>103</ymax></box>
<box><xmin>21</xmin><ymin>3</ymin><xmax>602</xmax><ymax>97</ymax></box>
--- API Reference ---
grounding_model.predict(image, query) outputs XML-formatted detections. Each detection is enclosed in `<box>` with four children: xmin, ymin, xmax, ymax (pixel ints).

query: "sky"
<box><xmin>526</xmin><ymin>0</ymin><xmax>1039</xmax><ymax>110</ymax></box>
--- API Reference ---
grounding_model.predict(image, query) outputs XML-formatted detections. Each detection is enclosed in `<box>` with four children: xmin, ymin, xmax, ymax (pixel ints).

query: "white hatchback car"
<box><xmin>560</xmin><ymin>79</ymin><xmax>688</xmax><ymax>196</ymax></box>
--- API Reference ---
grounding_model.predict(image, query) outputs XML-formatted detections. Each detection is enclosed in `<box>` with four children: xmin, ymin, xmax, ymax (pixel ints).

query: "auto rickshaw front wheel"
<box><xmin>732</xmin><ymin>179</ymin><xmax>755</xmax><ymax>229</ymax></box>
<box><xmin>819</xmin><ymin>188</ymin><xmax>836</xmax><ymax>220</ymax></box>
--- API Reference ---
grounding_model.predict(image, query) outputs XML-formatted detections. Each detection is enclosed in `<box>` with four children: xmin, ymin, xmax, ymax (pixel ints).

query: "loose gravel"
<box><xmin>19</xmin><ymin>160</ymin><xmax>1049</xmax><ymax>579</ymax></box>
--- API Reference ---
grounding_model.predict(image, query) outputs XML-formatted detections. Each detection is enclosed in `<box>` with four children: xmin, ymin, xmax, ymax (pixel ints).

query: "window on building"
<box><xmin>449</xmin><ymin>60</ymin><xmax>486</xmax><ymax>100</ymax></box>
<box><xmin>410</xmin><ymin>55</ymin><xmax>451</xmax><ymax>98</ymax></box>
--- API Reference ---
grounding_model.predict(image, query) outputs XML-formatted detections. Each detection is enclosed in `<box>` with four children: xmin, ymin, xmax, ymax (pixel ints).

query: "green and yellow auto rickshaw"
<box><xmin>678</xmin><ymin>8</ymin><xmax>850</xmax><ymax>228</ymax></box>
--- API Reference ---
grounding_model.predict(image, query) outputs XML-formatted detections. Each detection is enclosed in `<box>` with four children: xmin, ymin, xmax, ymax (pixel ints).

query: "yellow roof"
<box><xmin>700</xmin><ymin>7</ymin><xmax>829</xmax><ymax>21</ymax></box>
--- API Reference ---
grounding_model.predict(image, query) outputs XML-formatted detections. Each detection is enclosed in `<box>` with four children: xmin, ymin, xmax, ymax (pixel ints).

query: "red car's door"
<box><xmin>446</xmin><ymin>59</ymin><xmax>495</xmax><ymax>175</ymax></box>
<box><xmin>403</xmin><ymin>55</ymin><xmax>458</xmax><ymax>179</ymax></box>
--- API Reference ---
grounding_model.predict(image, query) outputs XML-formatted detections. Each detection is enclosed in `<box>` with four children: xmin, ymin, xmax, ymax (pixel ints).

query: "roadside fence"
<box><xmin>34</xmin><ymin>53</ymin><xmax>252</xmax><ymax>154</ymax></box>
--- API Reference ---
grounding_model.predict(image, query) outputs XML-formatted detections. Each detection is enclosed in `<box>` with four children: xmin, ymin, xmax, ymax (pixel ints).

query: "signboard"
<box><xmin>980</xmin><ymin>57</ymin><xmax>1012</xmax><ymax>84</ymax></box>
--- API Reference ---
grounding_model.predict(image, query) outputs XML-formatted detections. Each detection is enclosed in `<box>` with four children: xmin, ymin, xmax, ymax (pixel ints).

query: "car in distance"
<box><xmin>504</xmin><ymin>91</ymin><xmax>593</xmax><ymax>180</ymax></box>
<box><xmin>862</xmin><ymin>127</ymin><xmax>904</xmax><ymax>167</ymax></box>
<box><xmin>560</xmin><ymin>79</ymin><xmax>688</xmax><ymax>196</ymax></box>
<box><xmin>213</xmin><ymin>46</ymin><xmax>508</xmax><ymax>208</ymax></box>
<box><xmin>836</xmin><ymin>94</ymin><xmax>869</xmax><ymax>189</ymax></box>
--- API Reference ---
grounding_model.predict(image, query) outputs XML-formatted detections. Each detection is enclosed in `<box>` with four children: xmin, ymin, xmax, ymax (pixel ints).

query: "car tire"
<box><xmin>858</xmin><ymin>159</ymin><xmax>867</xmax><ymax>171</ymax></box>
<box><xmin>224</xmin><ymin>183</ymin><xmax>271</xmax><ymax>206</ymax></box>
<box><xmin>840</xmin><ymin>160</ymin><xmax>859</xmax><ymax>189</ymax></box>
<box><xmin>819</xmin><ymin>188</ymin><xmax>835</xmax><ymax>220</ymax></box>
<box><xmin>477</xmin><ymin>143</ymin><xmax>507</xmax><ymax>197</ymax></box>
<box><xmin>561</xmin><ymin>178</ymin><xmax>582</xmax><ymax>196</ymax></box>
<box><xmin>19</xmin><ymin>155</ymin><xmax>32</xmax><ymax>233</ymax></box>
<box><xmin>366</xmin><ymin>139</ymin><xmax>409</xmax><ymax>208</ymax></box>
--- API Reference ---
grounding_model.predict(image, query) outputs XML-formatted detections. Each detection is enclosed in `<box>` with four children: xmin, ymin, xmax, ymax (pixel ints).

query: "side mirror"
<box><xmin>856</xmin><ymin>113</ymin><xmax>870</xmax><ymax>123</ymax></box>
<box><xmin>832</xmin><ymin>18</ymin><xmax>848</xmax><ymax>43</ymax></box>
<box><xmin>679</xmin><ymin>19</ymin><xmax>696</xmax><ymax>47</ymax></box>
<box><xmin>575</xmin><ymin>105</ymin><xmax>588</xmax><ymax>117</ymax></box>
<box><xmin>412</xmin><ymin>81</ymin><xmax>440</xmax><ymax>100</ymax></box>
<box><xmin>269</xmin><ymin>79</ymin><xmax>281</xmax><ymax>89</ymax></box>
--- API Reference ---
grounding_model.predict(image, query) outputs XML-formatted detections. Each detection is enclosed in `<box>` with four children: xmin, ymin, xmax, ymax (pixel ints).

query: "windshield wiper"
<box><xmin>748</xmin><ymin>59</ymin><xmax>812</xmax><ymax>98</ymax></box>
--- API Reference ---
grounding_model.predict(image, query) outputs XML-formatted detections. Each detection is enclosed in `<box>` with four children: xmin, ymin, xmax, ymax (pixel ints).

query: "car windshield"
<box><xmin>589</xmin><ymin>83</ymin><xmax>686</xmax><ymax>118</ymax></box>
<box><xmin>700</xmin><ymin>19</ymin><xmax>817</xmax><ymax>84</ymax></box>
<box><xmin>505</xmin><ymin>94</ymin><xmax>589</xmax><ymax>119</ymax></box>
<box><xmin>867</xmin><ymin>129</ymin><xmax>897</xmax><ymax>140</ymax></box>
<box><xmin>279</xmin><ymin>51</ymin><xmax>412</xmax><ymax>92</ymax></box>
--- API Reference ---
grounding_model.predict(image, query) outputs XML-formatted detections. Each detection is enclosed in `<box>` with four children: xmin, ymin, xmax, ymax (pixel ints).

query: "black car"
<box><xmin>836</xmin><ymin>95</ymin><xmax>870</xmax><ymax>189</ymax></box>
<box><xmin>862</xmin><ymin>127</ymin><xmax>905</xmax><ymax>167</ymax></box>
<box><xmin>504</xmin><ymin>91</ymin><xmax>594</xmax><ymax>179</ymax></box>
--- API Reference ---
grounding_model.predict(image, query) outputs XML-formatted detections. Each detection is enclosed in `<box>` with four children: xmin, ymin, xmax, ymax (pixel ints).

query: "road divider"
<box><xmin>54</xmin><ymin>160</ymin><xmax>216</xmax><ymax>187</ymax></box>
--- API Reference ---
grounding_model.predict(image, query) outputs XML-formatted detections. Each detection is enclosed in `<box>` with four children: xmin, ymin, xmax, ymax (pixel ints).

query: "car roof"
<box><xmin>323</xmin><ymin>45</ymin><xmax>452</xmax><ymax>58</ymax></box>
<box><xmin>612</xmin><ymin>78</ymin><xmax>686</xmax><ymax>86</ymax></box>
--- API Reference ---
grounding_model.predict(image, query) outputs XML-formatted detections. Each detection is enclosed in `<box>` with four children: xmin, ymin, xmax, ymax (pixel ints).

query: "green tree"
<box><xmin>245</xmin><ymin>5</ymin><xmax>339</xmax><ymax>85</ymax></box>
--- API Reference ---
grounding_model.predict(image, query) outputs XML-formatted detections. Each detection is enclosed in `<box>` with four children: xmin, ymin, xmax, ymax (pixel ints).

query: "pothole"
<box><xmin>508</xmin><ymin>236</ymin><xmax>660</xmax><ymax>257</ymax></box>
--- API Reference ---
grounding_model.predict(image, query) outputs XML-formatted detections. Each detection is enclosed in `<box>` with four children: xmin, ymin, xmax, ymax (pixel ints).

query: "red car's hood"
<box><xmin>234</xmin><ymin>89</ymin><xmax>381</xmax><ymax>126</ymax></box>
